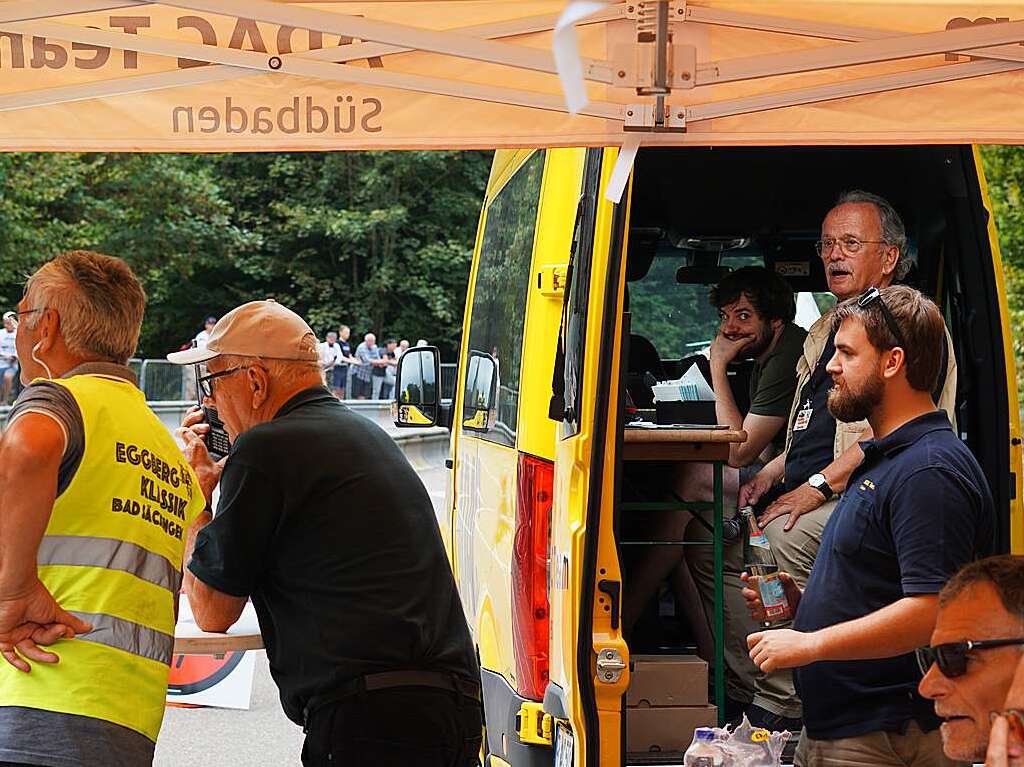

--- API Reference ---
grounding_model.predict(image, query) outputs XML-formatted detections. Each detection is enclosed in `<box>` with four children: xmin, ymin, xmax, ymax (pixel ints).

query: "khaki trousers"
<box><xmin>684</xmin><ymin>519</ymin><xmax>760</xmax><ymax>706</ymax></box>
<box><xmin>794</xmin><ymin>722</ymin><xmax>966</xmax><ymax>767</ymax></box>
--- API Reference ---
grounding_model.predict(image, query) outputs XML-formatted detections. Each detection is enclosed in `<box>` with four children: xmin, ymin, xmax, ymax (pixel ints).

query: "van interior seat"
<box><xmin>625</xmin><ymin>228</ymin><xmax>667</xmax><ymax>407</ymax></box>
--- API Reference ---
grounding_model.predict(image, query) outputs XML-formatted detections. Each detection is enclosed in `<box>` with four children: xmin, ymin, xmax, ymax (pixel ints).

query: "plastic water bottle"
<box><xmin>741</xmin><ymin>506</ymin><xmax>790</xmax><ymax>624</ymax></box>
<box><xmin>684</xmin><ymin>727</ymin><xmax>724</xmax><ymax>766</ymax></box>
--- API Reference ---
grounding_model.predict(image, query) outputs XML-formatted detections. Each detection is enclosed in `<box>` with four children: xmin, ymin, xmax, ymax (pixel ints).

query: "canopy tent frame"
<box><xmin>3</xmin><ymin>0</ymin><xmax>1024</xmax><ymax>147</ymax></box>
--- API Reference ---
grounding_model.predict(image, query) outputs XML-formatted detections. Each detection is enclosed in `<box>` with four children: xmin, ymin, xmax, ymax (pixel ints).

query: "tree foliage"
<box><xmin>0</xmin><ymin>151</ymin><xmax>491</xmax><ymax>358</ymax></box>
<box><xmin>979</xmin><ymin>146</ymin><xmax>1024</xmax><ymax>398</ymax></box>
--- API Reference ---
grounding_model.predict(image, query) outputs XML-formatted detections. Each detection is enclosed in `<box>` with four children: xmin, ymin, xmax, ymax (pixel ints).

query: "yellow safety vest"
<box><xmin>0</xmin><ymin>374</ymin><xmax>204</xmax><ymax>741</ymax></box>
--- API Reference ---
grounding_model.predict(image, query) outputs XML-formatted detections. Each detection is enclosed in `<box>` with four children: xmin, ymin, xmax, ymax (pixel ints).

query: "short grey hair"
<box><xmin>835</xmin><ymin>190</ymin><xmax>910</xmax><ymax>280</ymax></box>
<box><xmin>23</xmin><ymin>250</ymin><xmax>145</xmax><ymax>364</ymax></box>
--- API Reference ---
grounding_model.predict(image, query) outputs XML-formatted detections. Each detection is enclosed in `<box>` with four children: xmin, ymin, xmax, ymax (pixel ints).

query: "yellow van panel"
<box><xmin>974</xmin><ymin>146</ymin><xmax>1024</xmax><ymax>554</ymax></box>
<box><xmin>517</xmin><ymin>148</ymin><xmax>587</xmax><ymax>462</ymax></box>
<box><xmin>547</xmin><ymin>147</ymin><xmax>630</xmax><ymax>766</ymax></box>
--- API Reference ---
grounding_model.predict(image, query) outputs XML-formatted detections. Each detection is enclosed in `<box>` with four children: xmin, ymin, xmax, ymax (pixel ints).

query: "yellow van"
<box><xmin>395</xmin><ymin>144</ymin><xmax>1023</xmax><ymax>766</ymax></box>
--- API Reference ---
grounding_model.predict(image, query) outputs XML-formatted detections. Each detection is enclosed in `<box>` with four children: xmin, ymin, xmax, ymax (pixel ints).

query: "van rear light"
<box><xmin>512</xmin><ymin>452</ymin><xmax>554</xmax><ymax>701</ymax></box>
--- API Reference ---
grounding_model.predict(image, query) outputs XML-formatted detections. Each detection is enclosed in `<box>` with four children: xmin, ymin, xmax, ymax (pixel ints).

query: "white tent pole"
<box><xmin>696</xmin><ymin>18</ymin><xmax>1024</xmax><ymax>86</ymax></box>
<box><xmin>0</xmin><ymin>11</ymin><xmax>619</xmax><ymax>113</ymax></box>
<box><xmin>0</xmin><ymin>0</ymin><xmax>144</xmax><ymax>24</ymax></box>
<box><xmin>686</xmin><ymin>58</ymin><xmax>1020</xmax><ymax>123</ymax></box>
<box><xmin>685</xmin><ymin>6</ymin><xmax>1024</xmax><ymax>68</ymax></box>
<box><xmin>0</xmin><ymin>18</ymin><xmax>624</xmax><ymax>120</ymax></box>
<box><xmin>155</xmin><ymin>0</ymin><xmax>614</xmax><ymax>83</ymax></box>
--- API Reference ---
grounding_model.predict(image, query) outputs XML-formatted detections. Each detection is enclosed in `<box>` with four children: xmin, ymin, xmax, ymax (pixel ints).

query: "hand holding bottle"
<box><xmin>741</xmin><ymin>570</ymin><xmax>801</xmax><ymax>623</ymax></box>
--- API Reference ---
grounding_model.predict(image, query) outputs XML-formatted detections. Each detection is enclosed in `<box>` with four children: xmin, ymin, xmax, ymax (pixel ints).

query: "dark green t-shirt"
<box><xmin>748</xmin><ymin>322</ymin><xmax>807</xmax><ymax>447</ymax></box>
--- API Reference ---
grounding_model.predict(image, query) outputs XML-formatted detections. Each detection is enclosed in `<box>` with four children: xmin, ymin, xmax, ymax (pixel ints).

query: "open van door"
<box><xmin>546</xmin><ymin>147</ymin><xmax>630</xmax><ymax>767</ymax></box>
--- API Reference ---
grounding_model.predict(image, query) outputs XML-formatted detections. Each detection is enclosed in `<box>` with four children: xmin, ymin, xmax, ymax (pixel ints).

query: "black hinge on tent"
<box><xmin>548</xmin><ymin>193</ymin><xmax>586</xmax><ymax>422</ymax></box>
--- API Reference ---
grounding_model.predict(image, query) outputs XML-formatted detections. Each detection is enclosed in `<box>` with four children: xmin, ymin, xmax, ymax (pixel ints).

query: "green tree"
<box><xmin>0</xmin><ymin>151</ymin><xmax>491</xmax><ymax>359</ymax></box>
<box><xmin>979</xmin><ymin>146</ymin><xmax>1024</xmax><ymax>398</ymax></box>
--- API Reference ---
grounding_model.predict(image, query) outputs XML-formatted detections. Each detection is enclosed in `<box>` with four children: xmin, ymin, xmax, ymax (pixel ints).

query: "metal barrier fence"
<box><xmin>129</xmin><ymin>359</ymin><xmax>459</xmax><ymax>403</ymax></box>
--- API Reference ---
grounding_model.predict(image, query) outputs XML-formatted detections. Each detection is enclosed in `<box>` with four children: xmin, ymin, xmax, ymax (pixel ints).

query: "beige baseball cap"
<box><xmin>167</xmin><ymin>300</ymin><xmax>318</xmax><ymax>365</ymax></box>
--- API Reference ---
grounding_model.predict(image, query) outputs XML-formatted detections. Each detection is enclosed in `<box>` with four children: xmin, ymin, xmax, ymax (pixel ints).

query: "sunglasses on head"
<box><xmin>857</xmin><ymin>287</ymin><xmax>907</xmax><ymax>349</ymax></box>
<box><xmin>915</xmin><ymin>637</ymin><xmax>1024</xmax><ymax>678</ymax></box>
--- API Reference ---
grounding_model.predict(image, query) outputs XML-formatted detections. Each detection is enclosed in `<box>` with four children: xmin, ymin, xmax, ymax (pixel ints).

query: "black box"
<box><xmin>655</xmin><ymin>401</ymin><xmax>717</xmax><ymax>425</ymax></box>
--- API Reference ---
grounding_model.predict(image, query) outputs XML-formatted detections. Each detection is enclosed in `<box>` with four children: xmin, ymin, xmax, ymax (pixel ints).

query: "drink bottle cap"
<box><xmin>695</xmin><ymin>728</ymin><xmax>715</xmax><ymax>741</ymax></box>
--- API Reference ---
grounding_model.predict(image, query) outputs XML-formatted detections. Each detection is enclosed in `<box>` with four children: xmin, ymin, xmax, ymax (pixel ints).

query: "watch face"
<box><xmin>809</xmin><ymin>473</ymin><xmax>826</xmax><ymax>488</ymax></box>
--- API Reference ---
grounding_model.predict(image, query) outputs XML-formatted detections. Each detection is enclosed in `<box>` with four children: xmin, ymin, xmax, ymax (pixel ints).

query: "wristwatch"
<box><xmin>807</xmin><ymin>473</ymin><xmax>835</xmax><ymax>500</ymax></box>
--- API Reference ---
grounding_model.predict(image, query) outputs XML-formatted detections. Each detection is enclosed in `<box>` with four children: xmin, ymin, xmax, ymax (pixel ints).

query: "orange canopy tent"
<box><xmin>2</xmin><ymin>0</ymin><xmax>1024</xmax><ymax>152</ymax></box>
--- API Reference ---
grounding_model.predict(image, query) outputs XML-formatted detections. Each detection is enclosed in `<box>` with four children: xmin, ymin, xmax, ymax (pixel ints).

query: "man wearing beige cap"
<box><xmin>168</xmin><ymin>300</ymin><xmax>481</xmax><ymax>767</ymax></box>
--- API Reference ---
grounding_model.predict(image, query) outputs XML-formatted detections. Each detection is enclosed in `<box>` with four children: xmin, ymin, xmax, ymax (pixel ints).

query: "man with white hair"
<box><xmin>168</xmin><ymin>301</ymin><xmax>481</xmax><ymax>766</ymax></box>
<box><xmin>0</xmin><ymin>311</ymin><xmax>17</xmax><ymax>404</ymax></box>
<box><xmin>0</xmin><ymin>250</ymin><xmax>205</xmax><ymax>767</ymax></box>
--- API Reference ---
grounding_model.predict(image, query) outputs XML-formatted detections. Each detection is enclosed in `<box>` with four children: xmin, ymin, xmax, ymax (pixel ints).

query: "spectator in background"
<box><xmin>397</xmin><ymin>339</ymin><xmax>410</xmax><ymax>359</ymax></box>
<box><xmin>337</xmin><ymin>325</ymin><xmax>358</xmax><ymax>399</ymax></box>
<box><xmin>416</xmin><ymin>339</ymin><xmax>428</xmax><ymax>347</ymax></box>
<box><xmin>319</xmin><ymin>331</ymin><xmax>345</xmax><ymax>398</ymax></box>
<box><xmin>195</xmin><ymin>315</ymin><xmax>217</xmax><ymax>349</ymax></box>
<box><xmin>382</xmin><ymin>339</ymin><xmax>399</xmax><ymax>400</ymax></box>
<box><xmin>370</xmin><ymin>336</ymin><xmax>390</xmax><ymax>400</ymax></box>
<box><xmin>0</xmin><ymin>312</ymin><xmax>18</xmax><ymax>405</ymax></box>
<box><xmin>353</xmin><ymin>333</ymin><xmax>380</xmax><ymax>400</ymax></box>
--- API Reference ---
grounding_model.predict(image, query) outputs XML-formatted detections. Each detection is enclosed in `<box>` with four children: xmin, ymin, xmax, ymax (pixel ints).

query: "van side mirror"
<box><xmin>462</xmin><ymin>350</ymin><xmax>498</xmax><ymax>433</ymax></box>
<box><xmin>393</xmin><ymin>346</ymin><xmax>440</xmax><ymax>427</ymax></box>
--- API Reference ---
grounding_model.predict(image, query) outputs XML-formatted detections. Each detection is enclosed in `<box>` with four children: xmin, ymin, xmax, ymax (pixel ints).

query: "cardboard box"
<box><xmin>626</xmin><ymin>704</ymin><xmax>718</xmax><ymax>754</ymax></box>
<box><xmin>627</xmin><ymin>654</ymin><xmax>708</xmax><ymax>707</ymax></box>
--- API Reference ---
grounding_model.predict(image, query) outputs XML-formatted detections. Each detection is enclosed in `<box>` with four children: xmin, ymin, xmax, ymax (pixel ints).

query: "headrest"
<box><xmin>626</xmin><ymin>228</ymin><xmax>661</xmax><ymax>281</ymax></box>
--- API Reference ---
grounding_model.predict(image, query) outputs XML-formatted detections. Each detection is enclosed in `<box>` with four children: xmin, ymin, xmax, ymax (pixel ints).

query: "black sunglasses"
<box><xmin>915</xmin><ymin>637</ymin><xmax>1024</xmax><ymax>678</ymax></box>
<box><xmin>857</xmin><ymin>287</ymin><xmax>907</xmax><ymax>349</ymax></box>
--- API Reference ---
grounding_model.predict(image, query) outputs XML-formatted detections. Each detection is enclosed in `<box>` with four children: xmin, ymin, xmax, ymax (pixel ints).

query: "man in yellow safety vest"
<box><xmin>0</xmin><ymin>251</ymin><xmax>205</xmax><ymax>767</ymax></box>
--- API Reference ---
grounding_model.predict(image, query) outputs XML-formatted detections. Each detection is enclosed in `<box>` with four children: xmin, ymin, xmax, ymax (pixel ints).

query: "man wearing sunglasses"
<box><xmin>167</xmin><ymin>300</ymin><xmax>482</xmax><ymax>766</ymax></box>
<box><xmin>736</xmin><ymin>191</ymin><xmax>958</xmax><ymax>732</ymax></box>
<box><xmin>744</xmin><ymin>286</ymin><xmax>993</xmax><ymax>766</ymax></box>
<box><xmin>919</xmin><ymin>555</ymin><xmax>1024</xmax><ymax>764</ymax></box>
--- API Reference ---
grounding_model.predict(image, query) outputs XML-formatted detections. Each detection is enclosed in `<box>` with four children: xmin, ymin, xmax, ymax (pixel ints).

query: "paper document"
<box><xmin>651</xmin><ymin>365</ymin><xmax>715</xmax><ymax>402</ymax></box>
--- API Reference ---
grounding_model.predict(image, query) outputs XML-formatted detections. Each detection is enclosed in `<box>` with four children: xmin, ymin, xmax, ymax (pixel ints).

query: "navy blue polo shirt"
<box><xmin>793</xmin><ymin>410</ymin><xmax>994</xmax><ymax>740</ymax></box>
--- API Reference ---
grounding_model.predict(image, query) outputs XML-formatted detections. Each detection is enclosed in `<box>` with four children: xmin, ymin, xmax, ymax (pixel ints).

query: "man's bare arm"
<box><xmin>0</xmin><ymin>414</ymin><xmax>62</xmax><ymax>596</ymax></box>
<box><xmin>182</xmin><ymin>510</ymin><xmax>246</xmax><ymax>633</ymax></box>
<box><xmin>759</xmin><ymin>431</ymin><xmax>871</xmax><ymax>529</ymax></box>
<box><xmin>0</xmin><ymin>414</ymin><xmax>92</xmax><ymax>671</ymax></box>
<box><xmin>748</xmin><ymin>594</ymin><xmax>938</xmax><ymax>672</ymax></box>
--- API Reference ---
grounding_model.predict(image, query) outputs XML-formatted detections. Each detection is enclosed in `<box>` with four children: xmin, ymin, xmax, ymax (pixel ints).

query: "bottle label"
<box><xmin>759</xmin><ymin>574</ymin><xmax>788</xmax><ymax>618</ymax></box>
<box><xmin>749</xmin><ymin>533</ymin><xmax>769</xmax><ymax>549</ymax></box>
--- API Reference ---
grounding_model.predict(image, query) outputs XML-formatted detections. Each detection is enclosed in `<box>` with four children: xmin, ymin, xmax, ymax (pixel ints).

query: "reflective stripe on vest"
<box><xmin>70</xmin><ymin>611</ymin><xmax>174</xmax><ymax>666</ymax></box>
<box><xmin>38</xmin><ymin>534</ymin><xmax>182</xmax><ymax>594</ymax></box>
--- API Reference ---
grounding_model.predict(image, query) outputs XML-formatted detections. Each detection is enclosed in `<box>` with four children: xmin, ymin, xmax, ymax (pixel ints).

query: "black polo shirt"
<box><xmin>793</xmin><ymin>410</ymin><xmax>994</xmax><ymax>740</ymax></box>
<box><xmin>188</xmin><ymin>387</ymin><xmax>478</xmax><ymax>725</ymax></box>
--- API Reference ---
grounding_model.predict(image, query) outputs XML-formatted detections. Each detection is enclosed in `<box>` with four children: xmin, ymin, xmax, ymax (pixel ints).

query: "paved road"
<box><xmin>155</xmin><ymin>457</ymin><xmax>449</xmax><ymax>767</ymax></box>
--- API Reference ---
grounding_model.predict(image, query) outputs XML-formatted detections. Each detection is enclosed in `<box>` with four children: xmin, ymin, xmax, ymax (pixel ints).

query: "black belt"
<box><xmin>302</xmin><ymin>671</ymin><xmax>481</xmax><ymax>732</ymax></box>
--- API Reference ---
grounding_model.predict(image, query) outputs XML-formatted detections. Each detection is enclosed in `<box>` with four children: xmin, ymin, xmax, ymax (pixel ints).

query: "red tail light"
<box><xmin>512</xmin><ymin>452</ymin><xmax>554</xmax><ymax>701</ymax></box>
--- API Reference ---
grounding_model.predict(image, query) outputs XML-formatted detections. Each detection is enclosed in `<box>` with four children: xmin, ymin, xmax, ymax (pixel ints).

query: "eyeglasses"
<box><xmin>16</xmin><ymin>307</ymin><xmax>45</xmax><ymax>318</ymax></box>
<box><xmin>915</xmin><ymin>638</ymin><xmax>1024</xmax><ymax>678</ymax></box>
<box><xmin>196</xmin><ymin>366</ymin><xmax>246</xmax><ymax>399</ymax></box>
<box><xmin>857</xmin><ymin>287</ymin><xmax>907</xmax><ymax>349</ymax></box>
<box><xmin>815</xmin><ymin>236</ymin><xmax>889</xmax><ymax>258</ymax></box>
